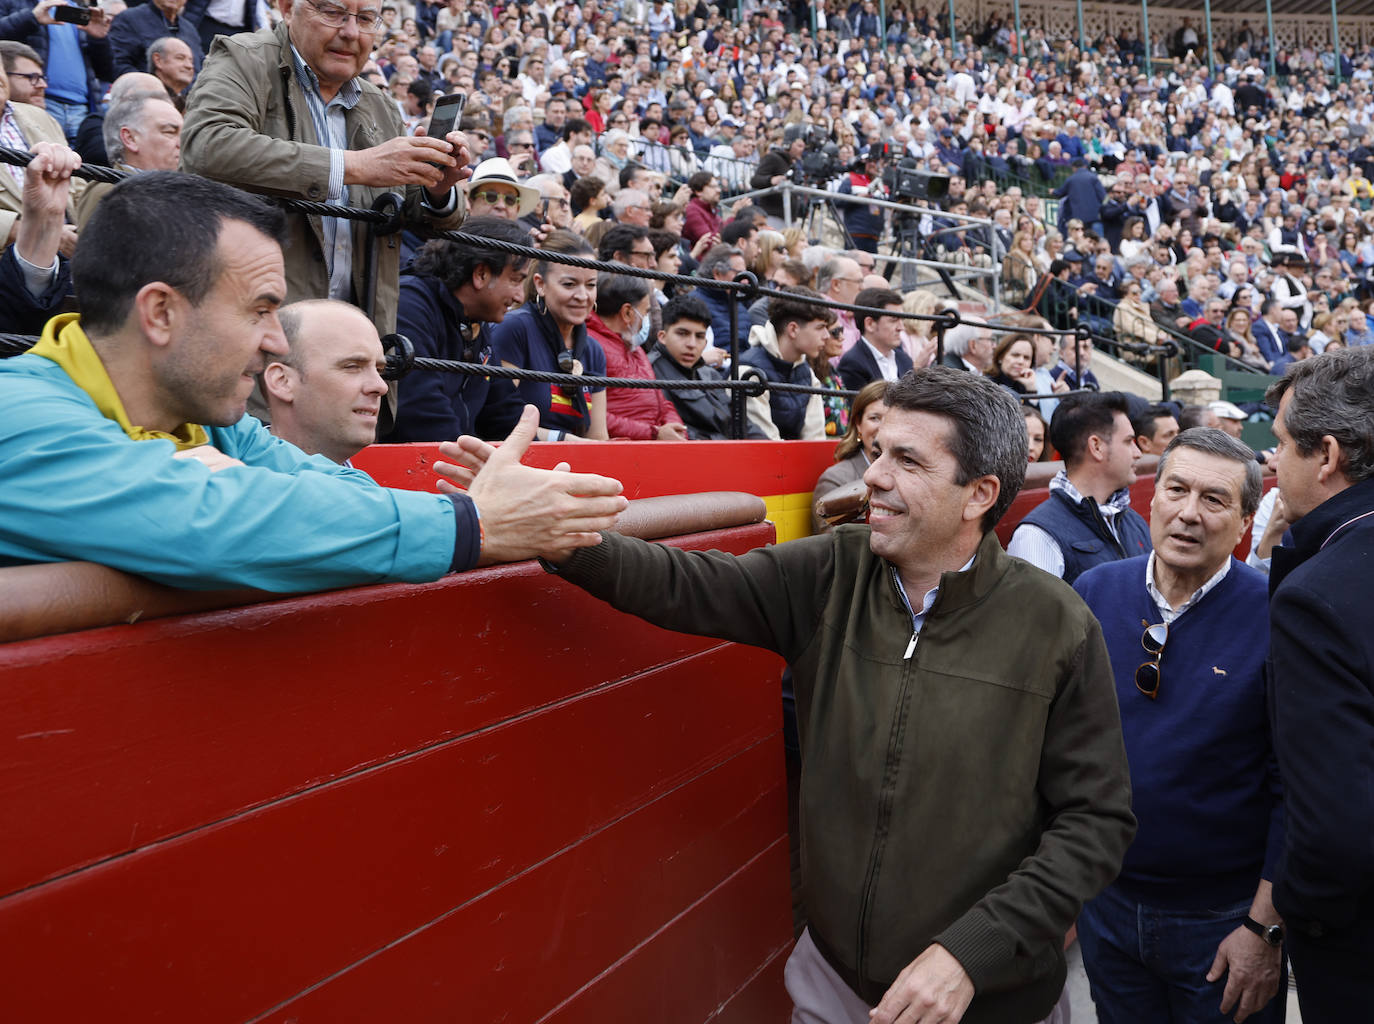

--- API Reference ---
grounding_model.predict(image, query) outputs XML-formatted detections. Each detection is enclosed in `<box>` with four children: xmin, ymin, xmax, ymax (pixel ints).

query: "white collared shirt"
<box><xmin>1145</xmin><ymin>553</ymin><xmax>1231</xmax><ymax>624</ymax></box>
<box><xmin>862</xmin><ymin>337</ymin><xmax>901</xmax><ymax>382</ymax></box>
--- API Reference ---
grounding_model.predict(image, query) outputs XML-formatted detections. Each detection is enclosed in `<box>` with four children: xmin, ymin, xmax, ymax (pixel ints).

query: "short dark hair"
<box><xmin>1049</xmin><ymin>391</ymin><xmax>1131</xmax><ymax>468</ymax></box>
<box><xmin>568</xmin><ymin>174</ymin><xmax>605</xmax><ymax>211</ymax></box>
<box><xmin>883</xmin><ymin>367</ymin><xmax>1028</xmax><ymax>531</ymax></box>
<box><xmin>74</xmin><ymin>172</ymin><xmax>288</xmax><ymax>336</ymax></box>
<box><xmin>411</xmin><ymin>215</ymin><xmax>532</xmax><ymax>293</ymax></box>
<box><xmin>687</xmin><ymin>170</ymin><xmax>714</xmax><ymax>193</ymax></box>
<box><xmin>720</xmin><ymin>219</ymin><xmax>757</xmax><ymax>248</ymax></box>
<box><xmin>1130</xmin><ymin>402</ymin><xmax>1175</xmax><ymax>441</ymax></box>
<box><xmin>618</xmin><ymin>161</ymin><xmax>646</xmax><ymax>189</ymax></box>
<box><xmin>647</xmin><ymin>228</ymin><xmax>680</xmax><ymax>259</ymax></box>
<box><xmin>594</xmin><ymin>270</ymin><xmax>651</xmax><ymax>316</ymax></box>
<box><xmin>598</xmin><ymin>223</ymin><xmax>649</xmax><ymax>262</ymax></box>
<box><xmin>855</xmin><ymin>287</ymin><xmax>903</xmax><ymax>335</ymax></box>
<box><xmin>768</xmin><ymin>284</ymin><xmax>833</xmax><ymax>333</ymax></box>
<box><xmin>661</xmin><ymin>293</ymin><xmax>712</xmax><ymax>331</ymax></box>
<box><xmin>1266</xmin><ymin>346</ymin><xmax>1374</xmax><ymax>483</ymax></box>
<box><xmin>562</xmin><ymin>117</ymin><xmax>591</xmax><ymax>141</ymax></box>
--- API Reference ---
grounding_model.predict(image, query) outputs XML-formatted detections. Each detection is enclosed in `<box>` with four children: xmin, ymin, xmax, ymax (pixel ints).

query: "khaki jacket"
<box><xmin>0</xmin><ymin>103</ymin><xmax>83</xmax><ymax>246</ymax></box>
<box><xmin>180</xmin><ymin>22</ymin><xmax>465</xmax><ymax>335</ymax></box>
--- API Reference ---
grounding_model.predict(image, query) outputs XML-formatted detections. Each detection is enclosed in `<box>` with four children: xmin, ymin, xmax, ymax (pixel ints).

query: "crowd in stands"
<box><xmin>4</xmin><ymin>7</ymin><xmax>1374</xmax><ymax>1022</ymax></box>
<box><xmin>6</xmin><ymin>0</ymin><xmax>1374</xmax><ymax>448</ymax></box>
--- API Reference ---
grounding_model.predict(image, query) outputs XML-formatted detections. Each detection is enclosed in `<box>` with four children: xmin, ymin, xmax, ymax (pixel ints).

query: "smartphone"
<box><xmin>427</xmin><ymin>92</ymin><xmax>466</xmax><ymax>143</ymax></box>
<box><xmin>52</xmin><ymin>3</ymin><xmax>91</xmax><ymax>24</ymax></box>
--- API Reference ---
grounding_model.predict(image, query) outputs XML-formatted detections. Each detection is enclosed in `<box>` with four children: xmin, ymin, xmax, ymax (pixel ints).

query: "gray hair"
<box><xmin>146</xmin><ymin>36</ymin><xmax>186</xmax><ymax>74</ymax></box>
<box><xmin>943</xmin><ymin>315</ymin><xmax>988</xmax><ymax>358</ymax></box>
<box><xmin>1156</xmin><ymin>428</ymin><xmax>1263</xmax><ymax>517</ymax></box>
<box><xmin>697</xmin><ymin>243</ymin><xmax>743</xmax><ymax>280</ymax></box>
<box><xmin>883</xmin><ymin>367</ymin><xmax>1028</xmax><ymax>531</ymax></box>
<box><xmin>594</xmin><ymin>270</ymin><xmax>651</xmax><ymax>316</ymax></box>
<box><xmin>814</xmin><ymin>256</ymin><xmax>856</xmax><ymax>296</ymax></box>
<box><xmin>1266</xmin><ymin>347</ymin><xmax>1374</xmax><ymax>484</ymax></box>
<box><xmin>502</xmin><ymin>105</ymin><xmax>532</xmax><ymax>132</ymax></box>
<box><xmin>1124</xmin><ymin>253</ymin><xmax>1152</xmax><ymax>271</ymax></box>
<box><xmin>103</xmin><ymin>90</ymin><xmax>171</xmax><ymax>165</ymax></box>
<box><xmin>611</xmin><ymin>188</ymin><xmax>649</xmax><ymax>217</ymax></box>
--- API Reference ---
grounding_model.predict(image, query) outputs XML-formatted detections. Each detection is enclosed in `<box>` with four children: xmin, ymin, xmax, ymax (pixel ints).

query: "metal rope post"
<box><xmin>362</xmin><ymin>192</ymin><xmax>405</xmax><ymax>322</ymax></box>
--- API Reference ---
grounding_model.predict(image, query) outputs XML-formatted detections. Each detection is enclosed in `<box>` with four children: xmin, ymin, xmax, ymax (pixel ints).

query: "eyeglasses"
<box><xmin>557</xmin><ymin>348</ymin><xmax>577</xmax><ymax>374</ymax></box>
<box><xmin>304</xmin><ymin>0</ymin><xmax>383</xmax><ymax>32</ymax></box>
<box><xmin>508</xmin><ymin>140</ymin><xmax>534</xmax><ymax>150</ymax></box>
<box><xmin>472</xmin><ymin>189</ymin><xmax>522</xmax><ymax>208</ymax></box>
<box><xmin>610</xmin><ymin>119</ymin><xmax>627</xmax><ymax>127</ymax></box>
<box><xmin>828</xmin><ymin>327</ymin><xmax>844</xmax><ymax>338</ymax></box>
<box><xmin>7</xmin><ymin>71</ymin><xmax>46</xmax><ymax>85</ymax></box>
<box><xmin>544</xmin><ymin>196</ymin><xmax>570</xmax><ymax>208</ymax></box>
<box><xmin>1135</xmin><ymin>622</ymin><xmax>1168</xmax><ymax>700</ymax></box>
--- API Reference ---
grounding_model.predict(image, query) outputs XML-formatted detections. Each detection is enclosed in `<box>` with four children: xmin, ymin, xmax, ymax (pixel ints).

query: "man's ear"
<box><xmin>134</xmin><ymin>282</ymin><xmax>180</xmax><ymax>350</ymax></box>
<box><xmin>1316</xmin><ymin>434</ymin><xmax>1347</xmax><ymax>485</ymax></box>
<box><xmin>119</xmin><ymin>124</ymin><xmax>138</xmax><ymax>155</ymax></box>
<box><xmin>471</xmin><ymin>262</ymin><xmax>491</xmax><ymax>290</ymax></box>
<box><xmin>963</xmin><ymin>474</ymin><xmax>1000</xmax><ymax>524</ymax></box>
<box><xmin>261</xmin><ymin>363</ymin><xmax>295</xmax><ymax>404</ymax></box>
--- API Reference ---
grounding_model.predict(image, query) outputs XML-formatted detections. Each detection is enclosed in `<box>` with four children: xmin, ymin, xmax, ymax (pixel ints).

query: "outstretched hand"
<box><xmin>433</xmin><ymin>406</ymin><xmax>627</xmax><ymax>565</ymax></box>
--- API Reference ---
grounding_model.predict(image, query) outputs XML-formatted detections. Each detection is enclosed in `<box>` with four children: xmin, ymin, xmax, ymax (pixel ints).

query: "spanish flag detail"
<box><xmin>550</xmin><ymin>385</ymin><xmax>584</xmax><ymax>418</ymax></box>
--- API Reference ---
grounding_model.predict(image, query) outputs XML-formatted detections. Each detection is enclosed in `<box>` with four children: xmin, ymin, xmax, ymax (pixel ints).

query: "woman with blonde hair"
<box><xmin>754</xmin><ymin>230</ymin><xmax>789</xmax><ymax>279</ymax></box>
<box><xmin>898</xmin><ymin>290</ymin><xmax>940</xmax><ymax>367</ymax></box>
<box><xmin>782</xmin><ymin>225</ymin><xmax>807</xmax><ymax>260</ymax></box>
<box><xmin>1112</xmin><ymin>279</ymin><xmax>1163</xmax><ymax>359</ymax></box>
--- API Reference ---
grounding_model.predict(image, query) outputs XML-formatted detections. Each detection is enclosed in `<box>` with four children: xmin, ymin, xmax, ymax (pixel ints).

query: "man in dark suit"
<box><xmin>838</xmin><ymin>287</ymin><xmax>914</xmax><ymax>390</ymax></box>
<box><xmin>1251</xmin><ymin>298</ymin><xmax>1286</xmax><ymax>366</ymax></box>
<box><xmin>1266</xmin><ymin>348</ymin><xmax>1374</xmax><ymax>1023</ymax></box>
<box><xmin>1055</xmin><ymin>158</ymin><xmax>1107</xmax><ymax>236</ymax></box>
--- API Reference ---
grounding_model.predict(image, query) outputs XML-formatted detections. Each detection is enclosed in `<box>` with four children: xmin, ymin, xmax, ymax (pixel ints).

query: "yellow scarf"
<box><xmin>30</xmin><ymin>313</ymin><xmax>208</xmax><ymax>451</ymax></box>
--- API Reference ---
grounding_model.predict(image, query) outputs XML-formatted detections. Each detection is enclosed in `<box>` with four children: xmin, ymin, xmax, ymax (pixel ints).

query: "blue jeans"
<box><xmin>1078</xmin><ymin>883</ymin><xmax>1287</xmax><ymax>1024</ymax></box>
<box><xmin>44</xmin><ymin>97</ymin><xmax>87</xmax><ymax>141</ymax></box>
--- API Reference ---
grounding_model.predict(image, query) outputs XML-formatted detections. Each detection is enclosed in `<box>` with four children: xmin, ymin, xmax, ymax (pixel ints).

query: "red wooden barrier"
<box><xmin>0</xmin><ymin>524</ymin><xmax>793</xmax><ymax>1023</ymax></box>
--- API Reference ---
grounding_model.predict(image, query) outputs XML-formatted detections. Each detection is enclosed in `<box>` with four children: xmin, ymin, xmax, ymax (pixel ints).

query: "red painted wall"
<box><xmin>352</xmin><ymin>439</ymin><xmax>841</xmax><ymax>499</ymax></box>
<box><xmin>0</xmin><ymin>524</ymin><xmax>793</xmax><ymax>1022</ymax></box>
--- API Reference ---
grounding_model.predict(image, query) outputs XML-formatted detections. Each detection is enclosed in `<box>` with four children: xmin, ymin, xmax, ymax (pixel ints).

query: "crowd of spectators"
<box><xmin>7</xmin><ymin>0</ymin><xmax>1374</xmax><ymax>446</ymax></box>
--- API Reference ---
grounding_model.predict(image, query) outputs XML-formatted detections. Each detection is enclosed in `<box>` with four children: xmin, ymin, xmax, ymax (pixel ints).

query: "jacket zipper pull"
<box><xmin>904</xmin><ymin>632</ymin><xmax>918</xmax><ymax>660</ymax></box>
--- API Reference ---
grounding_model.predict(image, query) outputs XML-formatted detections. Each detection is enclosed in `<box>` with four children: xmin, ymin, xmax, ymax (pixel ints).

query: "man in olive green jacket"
<box><xmin>180</xmin><ymin>3</ymin><xmax>468</xmax><ymax>353</ymax></box>
<box><xmin>526</xmin><ymin>368</ymin><xmax>1137</xmax><ymax>1024</ymax></box>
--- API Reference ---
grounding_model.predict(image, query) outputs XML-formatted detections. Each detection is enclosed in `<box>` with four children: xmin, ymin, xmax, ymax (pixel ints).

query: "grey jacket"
<box><xmin>180</xmin><ymin>22</ymin><xmax>464</xmax><ymax>336</ymax></box>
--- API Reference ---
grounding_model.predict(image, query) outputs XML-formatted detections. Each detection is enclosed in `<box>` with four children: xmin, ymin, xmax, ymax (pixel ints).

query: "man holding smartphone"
<box><xmin>181</xmin><ymin>0</ymin><xmax>471</xmax><ymax>382</ymax></box>
<box><xmin>1</xmin><ymin>0</ymin><xmax>118</xmax><ymax>141</ymax></box>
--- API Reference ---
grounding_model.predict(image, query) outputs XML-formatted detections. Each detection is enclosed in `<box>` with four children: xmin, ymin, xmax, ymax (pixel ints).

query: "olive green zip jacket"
<box><xmin>553</xmin><ymin>525</ymin><xmax>1135</xmax><ymax>1022</ymax></box>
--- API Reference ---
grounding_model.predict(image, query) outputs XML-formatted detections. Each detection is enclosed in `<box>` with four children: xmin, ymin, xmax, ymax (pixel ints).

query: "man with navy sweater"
<box><xmin>1266</xmin><ymin>347</ymin><xmax>1374</xmax><ymax>1021</ymax></box>
<box><xmin>1007</xmin><ymin>392</ymin><xmax>1151</xmax><ymax>583</ymax></box>
<box><xmin>1074</xmin><ymin>428</ymin><xmax>1285</xmax><ymax>1024</ymax></box>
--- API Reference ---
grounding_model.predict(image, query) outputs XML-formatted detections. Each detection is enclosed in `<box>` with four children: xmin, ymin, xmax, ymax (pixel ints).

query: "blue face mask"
<box><xmin>634</xmin><ymin>307</ymin><xmax>652</xmax><ymax>347</ymax></box>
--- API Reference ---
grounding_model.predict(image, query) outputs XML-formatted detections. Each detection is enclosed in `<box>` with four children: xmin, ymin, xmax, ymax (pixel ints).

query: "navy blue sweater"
<box><xmin>1076</xmin><ymin>555</ymin><xmax>1284</xmax><ymax>909</ymax></box>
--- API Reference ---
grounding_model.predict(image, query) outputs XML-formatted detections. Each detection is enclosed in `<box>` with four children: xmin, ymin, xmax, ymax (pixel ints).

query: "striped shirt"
<box><xmin>289</xmin><ymin>44</ymin><xmax>362</xmax><ymax>301</ymax></box>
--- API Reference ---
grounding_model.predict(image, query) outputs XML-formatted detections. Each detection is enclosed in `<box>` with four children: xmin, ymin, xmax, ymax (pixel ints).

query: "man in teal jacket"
<box><xmin>450</xmin><ymin>366</ymin><xmax>1137</xmax><ymax>1024</ymax></box>
<box><xmin>0</xmin><ymin>172</ymin><xmax>626</xmax><ymax>591</ymax></box>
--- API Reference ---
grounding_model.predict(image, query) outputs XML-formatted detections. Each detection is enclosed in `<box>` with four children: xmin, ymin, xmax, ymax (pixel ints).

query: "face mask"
<box><xmin>626</xmin><ymin>307</ymin><xmax>651</xmax><ymax>347</ymax></box>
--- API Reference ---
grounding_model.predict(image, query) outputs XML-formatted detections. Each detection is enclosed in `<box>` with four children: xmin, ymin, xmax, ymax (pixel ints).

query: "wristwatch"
<box><xmin>1242</xmin><ymin>916</ymin><xmax>1285</xmax><ymax>947</ymax></box>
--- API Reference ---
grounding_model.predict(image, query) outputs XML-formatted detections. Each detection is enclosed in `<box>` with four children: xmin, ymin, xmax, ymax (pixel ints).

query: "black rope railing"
<box><xmin>0</xmin><ymin>148</ymin><xmax>1109</xmax><ymax>344</ymax></box>
<box><xmin>1</xmin><ymin>148</ymin><xmax>1157</xmax><ymax>412</ymax></box>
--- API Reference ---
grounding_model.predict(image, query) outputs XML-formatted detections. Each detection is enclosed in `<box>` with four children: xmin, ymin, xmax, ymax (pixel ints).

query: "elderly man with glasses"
<box><xmin>1073</xmin><ymin>428</ymin><xmax>1285</xmax><ymax>1024</ymax></box>
<box><xmin>181</xmin><ymin>0</ymin><xmax>472</xmax><ymax>433</ymax></box>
